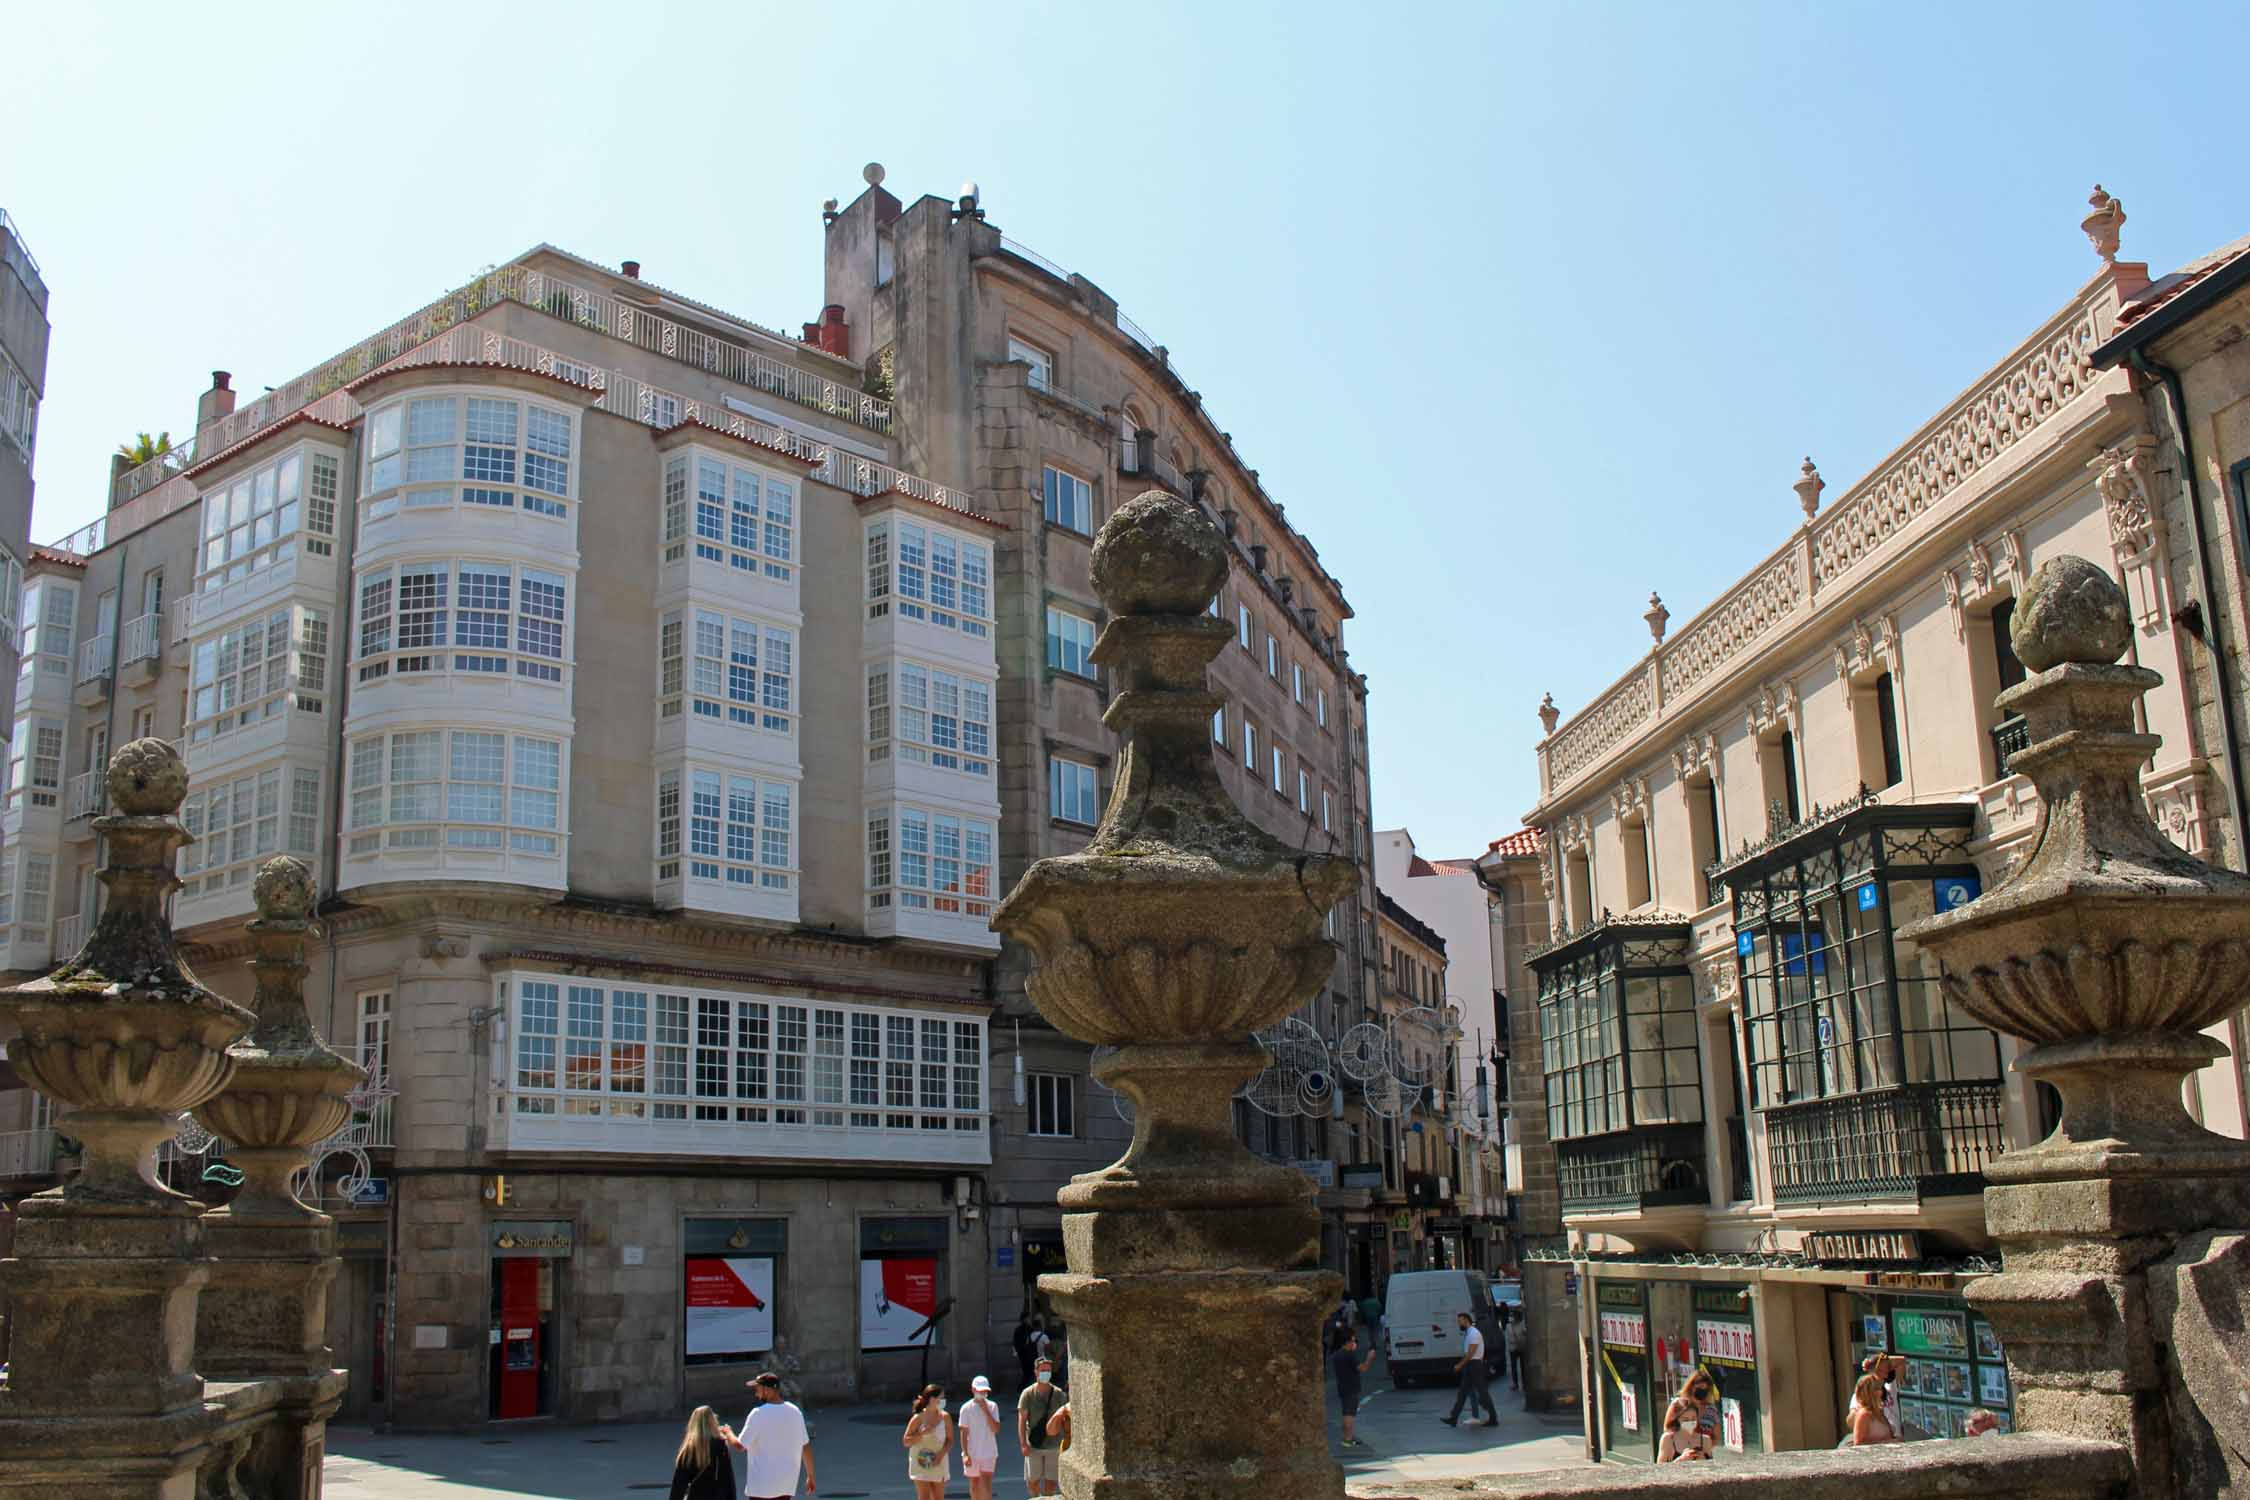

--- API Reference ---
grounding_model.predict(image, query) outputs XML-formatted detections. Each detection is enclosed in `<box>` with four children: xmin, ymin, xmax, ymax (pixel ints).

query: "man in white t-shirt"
<box><xmin>731</xmin><ymin>1372</ymin><xmax>817</xmax><ymax>1499</ymax></box>
<box><xmin>959</xmin><ymin>1374</ymin><xmax>1003</xmax><ymax>1500</ymax></box>
<box><xmin>1440</xmin><ymin>1312</ymin><xmax>1497</xmax><ymax>1427</ymax></box>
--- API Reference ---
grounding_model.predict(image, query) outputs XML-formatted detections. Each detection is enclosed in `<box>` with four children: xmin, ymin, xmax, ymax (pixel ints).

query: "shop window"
<box><xmin>860</xmin><ymin>1216</ymin><xmax>949</xmax><ymax>1351</ymax></box>
<box><xmin>684</xmin><ymin>1218</ymin><xmax>786</xmax><ymax>1366</ymax></box>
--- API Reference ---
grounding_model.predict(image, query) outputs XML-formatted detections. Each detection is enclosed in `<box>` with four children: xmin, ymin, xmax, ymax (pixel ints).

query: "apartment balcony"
<box><xmin>0</xmin><ymin>1128</ymin><xmax>56</xmax><ymax>1179</ymax></box>
<box><xmin>49</xmin><ymin>910</ymin><xmax>85</xmax><ymax>964</ymax></box>
<box><xmin>63</xmin><ymin>770</ymin><xmax>104</xmax><ymax>840</ymax></box>
<box><xmin>119</xmin><ymin>611</ymin><xmax>163</xmax><ymax>683</ymax></box>
<box><xmin>73</xmin><ymin>635</ymin><xmax>113</xmax><ymax>706</ymax></box>
<box><xmin>1764</xmin><ymin>1080</ymin><xmax>2005</xmax><ymax>1206</ymax></box>
<box><xmin>1991</xmin><ymin>715</ymin><xmax>2032</xmax><ymax>778</ymax></box>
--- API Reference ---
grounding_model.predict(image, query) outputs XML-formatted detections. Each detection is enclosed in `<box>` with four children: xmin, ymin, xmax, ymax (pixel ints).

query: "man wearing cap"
<box><xmin>958</xmin><ymin>1374</ymin><xmax>1002</xmax><ymax>1500</ymax></box>
<box><xmin>1017</xmin><ymin>1355</ymin><xmax>1066</xmax><ymax>1495</ymax></box>
<box><xmin>728</xmin><ymin>1372</ymin><xmax>816</xmax><ymax>1498</ymax></box>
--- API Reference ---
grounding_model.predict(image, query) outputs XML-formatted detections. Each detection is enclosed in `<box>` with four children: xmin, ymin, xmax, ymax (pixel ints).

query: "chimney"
<box><xmin>801</xmin><ymin>305</ymin><xmax>850</xmax><ymax>358</ymax></box>
<box><xmin>621</xmin><ymin>260</ymin><xmax>642</xmax><ymax>280</ymax></box>
<box><xmin>196</xmin><ymin>371</ymin><xmax>236</xmax><ymax>433</ymax></box>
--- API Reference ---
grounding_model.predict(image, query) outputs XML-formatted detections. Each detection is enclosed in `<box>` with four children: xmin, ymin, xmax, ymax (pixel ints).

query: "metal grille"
<box><xmin>1990</xmin><ymin>716</ymin><xmax>2032</xmax><ymax>777</ymax></box>
<box><xmin>1763</xmin><ymin>1081</ymin><xmax>2003</xmax><ymax>1203</ymax></box>
<box><xmin>1556</xmin><ymin>1125</ymin><xmax>1706</xmax><ymax>1212</ymax></box>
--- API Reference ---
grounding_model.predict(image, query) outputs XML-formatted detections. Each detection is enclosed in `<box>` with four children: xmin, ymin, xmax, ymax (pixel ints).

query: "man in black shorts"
<box><xmin>1331</xmin><ymin>1327</ymin><xmax>1377</xmax><ymax>1447</ymax></box>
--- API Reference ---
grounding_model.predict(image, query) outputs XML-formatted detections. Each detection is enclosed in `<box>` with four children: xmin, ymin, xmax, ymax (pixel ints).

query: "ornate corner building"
<box><xmin>0</xmin><ymin>174</ymin><xmax>1374</xmax><ymax>1428</ymax></box>
<box><xmin>1520</xmin><ymin>191</ymin><xmax>2250</xmax><ymax>1463</ymax></box>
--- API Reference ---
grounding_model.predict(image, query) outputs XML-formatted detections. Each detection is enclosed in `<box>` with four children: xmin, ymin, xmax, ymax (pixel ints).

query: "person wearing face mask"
<box><xmin>958</xmin><ymin>1375</ymin><xmax>1002</xmax><ymax>1500</ymax></box>
<box><xmin>1017</xmin><ymin>1356</ymin><xmax>1066</xmax><ymax>1495</ymax></box>
<box><xmin>903</xmin><ymin>1384</ymin><xmax>952</xmax><ymax>1500</ymax></box>
<box><xmin>1657</xmin><ymin>1404</ymin><xmax>1712</xmax><ymax>1463</ymax></box>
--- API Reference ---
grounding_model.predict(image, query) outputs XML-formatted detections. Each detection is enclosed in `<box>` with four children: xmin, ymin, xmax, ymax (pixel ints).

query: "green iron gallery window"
<box><xmin>1716</xmin><ymin>797</ymin><xmax>2005</xmax><ymax>1202</ymax></box>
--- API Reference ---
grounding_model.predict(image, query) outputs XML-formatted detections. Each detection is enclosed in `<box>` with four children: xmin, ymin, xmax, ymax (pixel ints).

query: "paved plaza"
<box><xmin>323</xmin><ymin>1376</ymin><xmax>1587</xmax><ymax>1497</ymax></box>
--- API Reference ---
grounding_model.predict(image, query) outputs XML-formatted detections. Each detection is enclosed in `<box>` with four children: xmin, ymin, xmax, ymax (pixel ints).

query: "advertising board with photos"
<box><xmin>1847</xmin><ymin>1293</ymin><xmax>2012</xmax><ymax>1437</ymax></box>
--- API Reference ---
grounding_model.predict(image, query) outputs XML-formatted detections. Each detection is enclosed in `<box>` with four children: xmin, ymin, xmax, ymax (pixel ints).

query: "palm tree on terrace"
<box><xmin>117</xmin><ymin>431</ymin><xmax>173</xmax><ymax>468</ymax></box>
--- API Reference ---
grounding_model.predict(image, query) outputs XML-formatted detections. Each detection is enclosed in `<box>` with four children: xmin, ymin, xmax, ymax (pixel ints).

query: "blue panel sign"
<box><xmin>996</xmin><ymin>1246</ymin><xmax>1015</xmax><ymax>1269</ymax></box>
<box><xmin>351</xmin><ymin>1177</ymin><xmax>390</xmax><ymax>1206</ymax></box>
<box><xmin>1736</xmin><ymin>930</ymin><xmax>1754</xmax><ymax>957</ymax></box>
<box><xmin>1817</xmin><ymin>1015</ymin><xmax>1835</xmax><ymax>1046</ymax></box>
<box><xmin>1564</xmin><ymin>1272</ymin><xmax>1579</xmax><ymax>1297</ymax></box>
<box><xmin>1854</xmin><ymin>882</ymin><xmax>1880</xmax><ymax>912</ymax></box>
<box><xmin>1934</xmin><ymin>876</ymin><xmax>1983</xmax><ymax>912</ymax></box>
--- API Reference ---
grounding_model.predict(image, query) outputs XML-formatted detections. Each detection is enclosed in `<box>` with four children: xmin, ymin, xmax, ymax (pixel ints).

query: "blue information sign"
<box><xmin>996</xmin><ymin>1246</ymin><xmax>1015</xmax><ymax>1269</ymax></box>
<box><xmin>1737</xmin><ymin>930</ymin><xmax>1754</xmax><ymax>956</ymax></box>
<box><xmin>1855</xmin><ymin>882</ymin><xmax>1880</xmax><ymax>912</ymax></box>
<box><xmin>1934</xmin><ymin>876</ymin><xmax>1983</xmax><ymax>912</ymax></box>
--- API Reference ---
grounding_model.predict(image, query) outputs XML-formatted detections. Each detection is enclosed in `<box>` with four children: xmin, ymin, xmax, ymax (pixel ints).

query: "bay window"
<box><xmin>188</xmin><ymin>605</ymin><xmax>329</xmax><ymax>742</ymax></box>
<box><xmin>179</xmin><ymin>767</ymin><xmax>321</xmax><ymax>896</ymax></box>
<box><xmin>355</xmin><ymin>561</ymin><xmax>568</xmax><ymax>684</ymax></box>
<box><xmin>362</xmin><ymin>393</ymin><xmax>573</xmax><ymax>520</ymax></box>
<box><xmin>346</xmin><ymin>728</ymin><xmax>563</xmax><ymax>856</ymax></box>
<box><xmin>19</xmin><ymin>578</ymin><xmax>73</xmax><ymax>660</ymax></box>
<box><xmin>197</xmin><ymin>448</ymin><xmax>342</xmax><ymax>588</ymax></box>
<box><xmin>659</xmin><ymin>608</ymin><xmax>794</xmax><ymax>733</ymax></box>
<box><xmin>867</xmin><ymin>661</ymin><xmax>992</xmax><ymax>775</ymax></box>
<box><xmin>660</xmin><ymin>452</ymin><xmax>795</xmax><ymax>579</ymax></box>
<box><xmin>654</xmin><ymin>768</ymin><xmax>795</xmax><ymax>890</ymax></box>
<box><xmin>864</xmin><ymin>519</ymin><xmax>992</xmax><ymax>637</ymax></box>
<box><xmin>866</xmin><ymin>805</ymin><xmax>997</xmax><ymax>918</ymax></box>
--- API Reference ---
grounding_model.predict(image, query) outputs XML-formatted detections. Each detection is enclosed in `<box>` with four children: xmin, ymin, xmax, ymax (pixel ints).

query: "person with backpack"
<box><xmin>667</xmin><ymin>1406</ymin><xmax>736</xmax><ymax>1500</ymax></box>
<box><xmin>1017</xmin><ymin>1355</ymin><xmax>1066</xmax><ymax>1495</ymax></box>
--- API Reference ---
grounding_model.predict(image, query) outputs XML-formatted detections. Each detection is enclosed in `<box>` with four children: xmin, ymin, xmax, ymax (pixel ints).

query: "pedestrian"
<box><xmin>1842</xmin><ymin>1353</ymin><xmax>1903</xmax><ymax>1440</ymax></box>
<box><xmin>667</xmin><ymin>1405</ymin><xmax>736</xmax><ymax>1500</ymax></box>
<box><xmin>1963</xmin><ymin>1407</ymin><xmax>2000</xmax><ymax>1437</ymax></box>
<box><xmin>1438</xmin><ymin>1311</ymin><xmax>1498</xmax><ymax>1428</ymax></box>
<box><xmin>902</xmin><ymin>1383</ymin><xmax>952</xmax><ymax>1500</ymax></box>
<box><xmin>1011</xmin><ymin>1313</ymin><xmax>1037</xmax><ymax>1390</ymax></box>
<box><xmin>1029</xmin><ymin>1319</ymin><xmax>1053</xmax><ymax>1372</ymax></box>
<box><xmin>1017</xmin><ymin>1355</ymin><xmax>1067</xmax><ymax>1496</ymax></box>
<box><xmin>1045</xmin><ymin>1398</ymin><xmax>1072</xmax><ymax>1451</ymax></box>
<box><xmin>1504</xmin><ymin>1317</ymin><xmax>1526</xmax><ymax>1391</ymax></box>
<box><xmin>1324</xmin><ymin>1294</ymin><xmax>1355</xmax><ymax>1353</ymax></box>
<box><xmin>1845</xmin><ymin>1373</ymin><xmax>1897</xmax><ymax>1446</ymax></box>
<box><xmin>958</xmin><ymin>1375</ymin><xmax>1003</xmax><ymax>1500</ymax></box>
<box><xmin>730</xmin><ymin>1372</ymin><xmax>817</xmax><ymax>1499</ymax></box>
<box><xmin>1657</xmin><ymin>1403</ymin><xmax>1712</xmax><ymax>1463</ymax></box>
<box><xmin>1330</xmin><ymin>1327</ymin><xmax>1377</xmax><ymax>1448</ymax></box>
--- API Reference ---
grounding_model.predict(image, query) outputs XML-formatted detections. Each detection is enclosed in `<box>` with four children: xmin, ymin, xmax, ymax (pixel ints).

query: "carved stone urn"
<box><xmin>1903</xmin><ymin>556</ymin><xmax>2250</xmax><ymax>1490</ymax></box>
<box><xmin>0</xmin><ymin>739</ymin><xmax>253</xmax><ymax>1211</ymax></box>
<box><xmin>992</xmin><ymin>490</ymin><xmax>1356</xmax><ymax>1500</ymax></box>
<box><xmin>193</xmin><ymin>856</ymin><xmax>365</xmax><ymax>1225</ymax></box>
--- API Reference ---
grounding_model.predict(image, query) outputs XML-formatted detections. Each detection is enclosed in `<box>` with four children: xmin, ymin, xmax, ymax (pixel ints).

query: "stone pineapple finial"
<box><xmin>1794</xmin><ymin>456</ymin><xmax>1825</xmax><ymax>520</ymax></box>
<box><xmin>1644</xmin><ymin>592</ymin><xmax>1669</xmax><ymax>644</ymax></box>
<box><xmin>1538</xmin><ymin>692</ymin><xmax>1560</xmax><ymax>736</ymax></box>
<box><xmin>2082</xmin><ymin>183</ymin><xmax>2127</xmax><ymax>265</ymax></box>
<box><xmin>0</xmin><ymin>739</ymin><xmax>251</xmax><ymax>1207</ymax></box>
<box><xmin>1902</xmin><ymin>555</ymin><xmax>2250</xmax><ymax>1173</ymax></box>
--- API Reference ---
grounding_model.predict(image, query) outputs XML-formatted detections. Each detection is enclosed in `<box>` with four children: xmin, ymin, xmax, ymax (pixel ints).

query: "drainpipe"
<box><xmin>2127</xmin><ymin>348</ymin><xmax>2250</xmax><ymax>872</ymax></box>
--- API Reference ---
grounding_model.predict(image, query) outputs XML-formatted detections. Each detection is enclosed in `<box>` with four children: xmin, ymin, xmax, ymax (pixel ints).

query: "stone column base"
<box><xmin>1043</xmin><ymin>1267</ymin><xmax>1343</xmax><ymax>1500</ymax></box>
<box><xmin>197</xmin><ymin>1216</ymin><xmax>340</xmax><ymax>1379</ymax></box>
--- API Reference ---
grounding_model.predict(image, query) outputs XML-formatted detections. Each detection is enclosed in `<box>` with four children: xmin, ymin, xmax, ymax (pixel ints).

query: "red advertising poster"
<box><xmin>860</xmin><ymin>1256</ymin><xmax>939</xmax><ymax>1349</ymax></box>
<box><xmin>685</xmin><ymin>1257</ymin><xmax>775</xmax><ymax>1358</ymax></box>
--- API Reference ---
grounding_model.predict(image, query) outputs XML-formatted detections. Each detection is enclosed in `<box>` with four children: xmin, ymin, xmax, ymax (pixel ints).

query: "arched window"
<box><xmin>1119</xmin><ymin>404</ymin><xmax>1149</xmax><ymax>474</ymax></box>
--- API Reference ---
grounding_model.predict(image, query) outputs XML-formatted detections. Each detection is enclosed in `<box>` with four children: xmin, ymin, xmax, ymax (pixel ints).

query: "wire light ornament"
<box><xmin>291</xmin><ymin>1072</ymin><xmax>397</xmax><ymax>1206</ymax></box>
<box><xmin>1237</xmin><ymin>1016</ymin><xmax>1337</xmax><ymax>1118</ymax></box>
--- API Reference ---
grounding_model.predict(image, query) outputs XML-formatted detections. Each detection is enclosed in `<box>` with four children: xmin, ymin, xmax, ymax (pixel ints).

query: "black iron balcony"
<box><xmin>1991</xmin><ymin>715</ymin><xmax>2032</xmax><ymax>777</ymax></box>
<box><xmin>1556</xmin><ymin>1125</ymin><xmax>1708</xmax><ymax>1214</ymax></box>
<box><xmin>1762</xmin><ymin>1080</ymin><xmax>2004</xmax><ymax>1205</ymax></box>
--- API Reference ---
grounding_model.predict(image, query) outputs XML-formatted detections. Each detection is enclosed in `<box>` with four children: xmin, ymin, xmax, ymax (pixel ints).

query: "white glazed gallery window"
<box><xmin>658</xmin><ymin>608</ymin><xmax>794</xmax><ymax>733</ymax></box>
<box><xmin>0</xmin><ymin>852</ymin><xmax>51</xmax><ymax>929</ymax></box>
<box><xmin>187</xmin><ymin>605</ymin><xmax>328</xmax><ymax>744</ymax></box>
<box><xmin>196</xmin><ymin>448</ymin><xmax>342</xmax><ymax>589</ymax></box>
<box><xmin>354</xmin><ymin>562</ymin><xmax>567</xmax><ymax>685</ymax></box>
<box><xmin>864</xmin><ymin>519</ymin><xmax>992</xmax><ymax>638</ymax></box>
<box><xmin>178</xmin><ymin>767</ymin><xmax>320</xmax><ymax>897</ymax></box>
<box><xmin>1008</xmin><ymin>337</ymin><xmax>1053</xmax><ymax>393</ymax></box>
<box><xmin>654</xmin><ymin>768</ymin><xmax>793</xmax><ymax>890</ymax></box>
<box><xmin>1027</xmin><ymin>1072</ymin><xmax>1075</xmax><ymax>1138</ymax></box>
<box><xmin>865</xmin><ymin>806</ymin><xmax>998</xmax><ymax>918</ymax></box>
<box><xmin>361</xmin><ymin>393</ymin><xmax>573</xmax><ymax>520</ymax></box>
<box><xmin>8</xmin><ymin>718</ymin><xmax>62</xmax><ymax>809</ymax></box>
<box><xmin>1050</xmin><ymin>756</ymin><xmax>1099</xmax><ymax>826</ymax></box>
<box><xmin>660</xmin><ymin>452</ymin><xmax>795</xmax><ymax>580</ymax></box>
<box><xmin>1045</xmin><ymin>606</ymin><xmax>1096</xmax><ymax>677</ymax></box>
<box><xmin>19</xmin><ymin>578</ymin><xmax>73</xmax><ymax>661</ymax></box>
<box><xmin>0</xmin><ymin>545</ymin><xmax>21</xmax><ymax>644</ymax></box>
<box><xmin>1042</xmin><ymin>467</ymin><xmax>1093</xmax><ymax>534</ymax></box>
<box><xmin>867</xmin><ymin>661</ymin><xmax>992</xmax><ymax>775</ymax></box>
<box><xmin>508</xmin><ymin>976</ymin><xmax>983</xmax><ymax>1134</ymax></box>
<box><xmin>346</xmin><ymin>729</ymin><xmax>562</xmax><ymax>856</ymax></box>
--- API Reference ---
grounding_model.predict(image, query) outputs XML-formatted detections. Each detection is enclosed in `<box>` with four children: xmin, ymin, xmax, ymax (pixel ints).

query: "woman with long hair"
<box><xmin>1847</xmin><ymin>1372</ymin><xmax>1897</xmax><ymax>1446</ymax></box>
<box><xmin>668</xmin><ymin>1405</ymin><xmax>737</xmax><ymax>1500</ymax></box>
<box><xmin>903</xmin><ymin>1382</ymin><xmax>953</xmax><ymax>1499</ymax></box>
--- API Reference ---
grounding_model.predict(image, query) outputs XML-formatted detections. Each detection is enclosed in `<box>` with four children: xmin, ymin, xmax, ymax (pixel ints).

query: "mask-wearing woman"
<box><xmin>1848</xmin><ymin>1372</ymin><xmax>1897</xmax><ymax>1446</ymax></box>
<box><xmin>668</xmin><ymin>1405</ymin><xmax>736</xmax><ymax>1500</ymax></box>
<box><xmin>904</xmin><ymin>1382</ymin><xmax>954</xmax><ymax>1499</ymax></box>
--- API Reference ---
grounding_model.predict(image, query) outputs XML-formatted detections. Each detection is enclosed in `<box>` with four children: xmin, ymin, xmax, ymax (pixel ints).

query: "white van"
<box><xmin>1383</xmin><ymin>1270</ymin><xmax>1498</xmax><ymax>1386</ymax></box>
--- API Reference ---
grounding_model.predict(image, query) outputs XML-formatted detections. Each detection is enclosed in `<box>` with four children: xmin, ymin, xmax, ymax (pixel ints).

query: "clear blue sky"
<box><xmin>10</xmin><ymin>2</ymin><xmax>2248</xmax><ymax>859</ymax></box>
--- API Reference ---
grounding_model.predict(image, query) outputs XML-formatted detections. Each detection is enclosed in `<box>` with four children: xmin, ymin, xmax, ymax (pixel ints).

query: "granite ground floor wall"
<box><xmin>355</xmin><ymin>1165</ymin><xmax>990</xmax><ymax>1429</ymax></box>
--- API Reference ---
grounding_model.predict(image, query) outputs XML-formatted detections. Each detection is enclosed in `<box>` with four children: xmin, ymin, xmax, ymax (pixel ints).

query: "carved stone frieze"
<box><xmin>2146</xmin><ymin>763</ymin><xmax>2212</xmax><ymax>857</ymax></box>
<box><xmin>2092</xmin><ymin>435</ymin><xmax>2171</xmax><ymax>630</ymax></box>
<box><xmin>1556</xmin><ymin>812</ymin><xmax>1593</xmax><ymax>851</ymax></box>
<box><xmin>1743</xmin><ymin>679</ymin><xmax>1801</xmax><ymax>740</ymax></box>
<box><xmin>1944</xmin><ymin>528</ymin><xmax>2029</xmax><ymax>639</ymax></box>
<box><xmin>1670</xmin><ymin>730</ymin><xmax>1723</xmax><ymax>785</ymax></box>
<box><xmin>1833</xmin><ymin>613</ymin><xmax>1902</xmax><ymax>684</ymax></box>
<box><xmin>1608</xmin><ymin>775</ymin><xmax>1650</xmax><ymax>824</ymax></box>
<box><xmin>1699</xmin><ymin>955</ymin><xmax>1739</xmax><ymax>1003</ymax></box>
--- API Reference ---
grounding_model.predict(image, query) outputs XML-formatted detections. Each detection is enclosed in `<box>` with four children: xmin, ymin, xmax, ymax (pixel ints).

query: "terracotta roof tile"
<box><xmin>28</xmin><ymin>545</ymin><xmax>86</xmax><ymax>569</ymax></box>
<box><xmin>1485</xmin><ymin>828</ymin><xmax>1544</xmax><ymax>859</ymax></box>
<box><xmin>2117</xmin><ymin>233</ymin><xmax>2250</xmax><ymax>329</ymax></box>
<box><xmin>851</xmin><ymin>484</ymin><xmax>1009</xmax><ymax>532</ymax></box>
<box><xmin>654</xmin><ymin>414</ymin><xmax>825</xmax><ymax>469</ymax></box>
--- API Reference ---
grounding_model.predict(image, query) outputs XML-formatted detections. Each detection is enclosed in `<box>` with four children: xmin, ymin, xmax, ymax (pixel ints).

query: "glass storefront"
<box><xmin>1595</xmin><ymin>1281</ymin><xmax>1653</xmax><ymax>1462</ymax></box>
<box><xmin>1842</xmin><ymin>1290</ymin><xmax>2013</xmax><ymax>1437</ymax></box>
<box><xmin>1686</xmin><ymin>1285</ymin><xmax>1761</xmax><ymax>1457</ymax></box>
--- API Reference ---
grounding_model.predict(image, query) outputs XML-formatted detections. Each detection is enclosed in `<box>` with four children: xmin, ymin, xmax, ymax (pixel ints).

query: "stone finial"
<box><xmin>107</xmin><ymin>736</ymin><xmax>188</xmax><ymax>815</ymax></box>
<box><xmin>252</xmin><ymin>854</ymin><xmax>317</xmax><ymax>923</ymax></box>
<box><xmin>2010</xmin><ymin>553</ymin><xmax>2131</xmax><ymax>671</ymax></box>
<box><xmin>1794</xmin><ymin>456</ymin><xmax>1825</xmax><ymax>519</ymax></box>
<box><xmin>2082</xmin><ymin>183</ymin><xmax>2126</xmax><ymax>265</ymax></box>
<box><xmin>1538</xmin><ymin>692</ymin><xmax>1560</xmax><ymax>736</ymax></box>
<box><xmin>1644</xmin><ymin>592</ymin><xmax>1669</xmax><ymax>644</ymax></box>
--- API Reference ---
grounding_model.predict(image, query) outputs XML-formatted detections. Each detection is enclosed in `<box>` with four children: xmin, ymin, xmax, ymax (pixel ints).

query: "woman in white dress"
<box><xmin>903</xmin><ymin>1383</ymin><xmax>953</xmax><ymax>1498</ymax></box>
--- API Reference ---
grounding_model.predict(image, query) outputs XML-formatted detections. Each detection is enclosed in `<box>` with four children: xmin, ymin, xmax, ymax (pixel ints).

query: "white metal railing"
<box><xmin>0</xmin><ymin>1127</ymin><xmax>55</xmax><ymax>1178</ymax></box>
<box><xmin>66</xmin><ymin>769</ymin><xmax>105</xmax><ymax>820</ymax></box>
<box><xmin>75</xmin><ymin>634</ymin><xmax>112</xmax><ymax>686</ymax></box>
<box><xmin>120</xmin><ymin>611</ymin><xmax>161</xmax><ymax>668</ymax></box>
<box><xmin>50</xmin><ymin>910</ymin><xmax>84</xmax><ymax>960</ymax></box>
